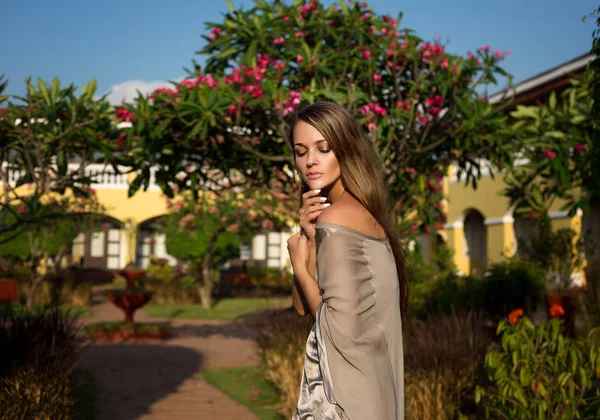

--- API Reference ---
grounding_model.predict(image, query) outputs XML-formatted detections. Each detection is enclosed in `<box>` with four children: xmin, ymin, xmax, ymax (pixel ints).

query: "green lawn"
<box><xmin>202</xmin><ymin>366</ymin><xmax>282</xmax><ymax>419</ymax></box>
<box><xmin>72</xmin><ymin>368</ymin><xmax>96</xmax><ymax>420</ymax></box>
<box><xmin>145</xmin><ymin>297</ymin><xmax>290</xmax><ymax>320</ymax></box>
<box><xmin>0</xmin><ymin>303</ymin><xmax>92</xmax><ymax>317</ymax></box>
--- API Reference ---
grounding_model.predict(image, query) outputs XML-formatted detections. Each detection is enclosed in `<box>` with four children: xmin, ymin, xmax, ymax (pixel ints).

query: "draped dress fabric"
<box><xmin>293</xmin><ymin>222</ymin><xmax>404</xmax><ymax>420</ymax></box>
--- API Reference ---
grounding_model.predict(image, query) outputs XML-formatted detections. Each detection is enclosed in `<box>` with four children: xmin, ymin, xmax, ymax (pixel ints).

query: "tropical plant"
<box><xmin>476</xmin><ymin>309</ymin><xmax>600</xmax><ymax>419</ymax></box>
<box><xmin>118</xmin><ymin>0</ymin><xmax>513</xmax><ymax>236</ymax></box>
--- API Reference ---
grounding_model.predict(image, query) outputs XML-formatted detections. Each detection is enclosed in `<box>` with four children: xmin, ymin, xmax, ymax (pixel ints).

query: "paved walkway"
<box><xmin>76</xmin><ymin>289</ymin><xmax>288</xmax><ymax>420</ymax></box>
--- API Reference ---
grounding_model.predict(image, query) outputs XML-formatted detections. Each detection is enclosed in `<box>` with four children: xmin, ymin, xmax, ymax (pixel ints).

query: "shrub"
<box><xmin>0</xmin><ymin>304</ymin><xmax>87</xmax><ymax>419</ymax></box>
<box><xmin>412</xmin><ymin>257</ymin><xmax>546</xmax><ymax>320</ymax></box>
<box><xmin>404</xmin><ymin>311</ymin><xmax>494</xmax><ymax>419</ymax></box>
<box><xmin>476</xmin><ymin>311</ymin><xmax>600</xmax><ymax>418</ymax></box>
<box><xmin>250</xmin><ymin>267</ymin><xmax>292</xmax><ymax>291</ymax></box>
<box><xmin>411</xmin><ymin>273</ymin><xmax>486</xmax><ymax>317</ymax></box>
<box><xmin>481</xmin><ymin>257</ymin><xmax>546</xmax><ymax>317</ymax></box>
<box><xmin>255</xmin><ymin>309</ymin><xmax>312</xmax><ymax>418</ymax></box>
<box><xmin>19</xmin><ymin>270</ymin><xmax>93</xmax><ymax>307</ymax></box>
<box><xmin>580</xmin><ymin>260</ymin><xmax>600</xmax><ymax>331</ymax></box>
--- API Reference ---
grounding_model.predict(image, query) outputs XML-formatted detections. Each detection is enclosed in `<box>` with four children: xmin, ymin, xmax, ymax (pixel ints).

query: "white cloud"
<box><xmin>101</xmin><ymin>79</ymin><xmax>180</xmax><ymax>105</ymax></box>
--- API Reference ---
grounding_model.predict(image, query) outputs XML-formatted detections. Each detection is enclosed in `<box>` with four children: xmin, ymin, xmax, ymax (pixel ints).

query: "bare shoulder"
<box><xmin>317</xmin><ymin>197</ymin><xmax>385</xmax><ymax>237</ymax></box>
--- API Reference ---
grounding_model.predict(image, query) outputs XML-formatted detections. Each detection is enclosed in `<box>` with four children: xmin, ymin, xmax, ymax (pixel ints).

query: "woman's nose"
<box><xmin>306</xmin><ymin>150</ymin><xmax>318</xmax><ymax>166</ymax></box>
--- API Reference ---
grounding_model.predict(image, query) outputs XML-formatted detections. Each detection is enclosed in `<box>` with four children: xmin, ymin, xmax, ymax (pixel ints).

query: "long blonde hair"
<box><xmin>289</xmin><ymin>101</ymin><xmax>409</xmax><ymax>318</ymax></box>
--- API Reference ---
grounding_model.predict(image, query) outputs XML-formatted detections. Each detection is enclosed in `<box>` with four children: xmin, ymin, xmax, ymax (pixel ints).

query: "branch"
<box><xmin>233</xmin><ymin>136</ymin><xmax>293</xmax><ymax>162</ymax></box>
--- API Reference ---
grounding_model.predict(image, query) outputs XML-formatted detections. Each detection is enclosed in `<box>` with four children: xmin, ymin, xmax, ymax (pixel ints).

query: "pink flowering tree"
<box><xmin>501</xmin><ymin>74</ymin><xmax>596</xmax><ymax>218</ymax></box>
<box><xmin>163</xmin><ymin>188</ymin><xmax>289</xmax><ymax>308</ymax></box>
<box><xmin>120</xmin><ymin>0</ymin><xmax>512</xmax><ymax>236</ymax></box>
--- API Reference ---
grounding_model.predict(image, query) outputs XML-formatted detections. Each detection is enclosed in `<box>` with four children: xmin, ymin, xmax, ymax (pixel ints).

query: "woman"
<box><xmin>287</xmin><ymin>101</ymin><xmax>408</xmax><ymax>420</ymax></box>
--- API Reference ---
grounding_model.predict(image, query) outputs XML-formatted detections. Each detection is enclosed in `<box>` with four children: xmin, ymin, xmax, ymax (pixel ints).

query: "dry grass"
<box><xmin>255</xmin><ymin>308</ymin><xmax>311</xmax><ymax>418</ymax></box>
<box><xmin>254</xmin><ymin>309</ymin><xmax>493</xmax><ymax>418</ymax></box>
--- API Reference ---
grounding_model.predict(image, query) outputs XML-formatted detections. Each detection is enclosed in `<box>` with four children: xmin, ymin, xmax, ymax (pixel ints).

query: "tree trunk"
<box><xmin>199</xmin><ymin>263</ymin><xmax>213</xmax><ymax>310</ymax></box>
<box><xmin>26</xmin><ymin>272</ymin><xmax>42</xmax><ymax>310</ymax></box>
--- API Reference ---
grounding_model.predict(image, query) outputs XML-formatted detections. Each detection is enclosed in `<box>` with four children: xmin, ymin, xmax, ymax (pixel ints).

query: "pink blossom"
<box><xmin>227</xmin><ymin>224</ymin><xmax>240</xmax><ymax>233</ymax></box>
<box><xmin>360</xmin><ymin>12</ymin><xmax>371</xmax><ymax>21</ymax></box>
<box><xmin>373</xmin><ymin>74</ymin><xmax>382</xmax><ymax>85</ymax></box>
<box><xmin>479</xmin><ymin>44</ymin><xmax>490</xmax><ymax>52</ymax></box>
<box><xmin>262</xmin><ymin>220</ymin><xmax>274</xmax><ymax>229</ymax></box>
<box><xmin>363</xmin><ymin>49</ymin><xmax>372</xmax><ymax>59</ymax></box>
<box><xmin>542</xmin><ymin>148</ymin><xmax>557</xmax><ymax>160</ymax></box>
<box><xmin>493</xmin><ymin>49</ymin><xmax>504</xmax><ymax>60</ymax></box>
<box><xmin>418</xmin><ymin>115</ymin><xmax>428</xmax><ymax>124</ymax></box>
<box><xmin>115</xmin><ymin>108</ymin><xmax>135</xmax><ymax>122</ymax></box>
<box><xmin>227</xmin><ymin>105</ymin><xmax>237</xmax><ymax>117</ymax></box>
<box><xmin>16</xmin><ymin>204</ymin><xmax>26</xmax><ymax>214</ymax></box>
<box><xmin>283</xmin><ymin>16</ymin><xmax>289</xmax><ymax>22</ymax></box>
<box><xmin>274</xmin><ymin>62</ymin><xmax>285</xmax><ymax>70</ymax></box>
<box><xmin>440</xmin><ymin>58</ymin><xmax>449</xmax><ymax>68</ymax></box>
<box><xmin>411</xmin><ymin>225</ymin><xmax>418</xmax><ymax>233</ymax></box>
<box><xmin>406</xmin><ymin>167</ymin><xmax>416</xmax><ymax>175</ymax></box>
<box><xmin>295</xmin><ymin>31</ymin><xmax>306</xmax><ymax>38</ymax></box>
<box><xmin>296</xmin><ymin>54</ymin><xmax>304</xmax><ymax>64</ymax></box>
<box><xmin>272</xmin><ymin>37</ymin><xmax>285</xmax><ymax>45</ymax></box>
<box><xmin>365</xmin><ymin>122</ymin><xmax>378</xmax><ymax>131</ymax></box>
<box><xmin>208</xmin><ymin>206</ymin><xmax>218</xmax><ymax>214</ymax></box>
<box><xmin>361</xmin><ymin>2</ymin><xmax>368</xmax><ymax>8</ymax></box>
<box><xmin>574</xmin><ymin>143</ymin><xmax>587</xmax><ymax>153</ymax></box>
<box><xmin>452</xmin><ymin>65</ymin><xmax>460</xmax><ymax>74</ymax></box>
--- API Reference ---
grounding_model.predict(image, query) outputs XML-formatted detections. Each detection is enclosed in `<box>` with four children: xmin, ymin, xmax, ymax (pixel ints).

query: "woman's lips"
<box><xmin>307</xmin><ymin>172</ymin><xmax>323</xmax><ymax>180</ymax></box>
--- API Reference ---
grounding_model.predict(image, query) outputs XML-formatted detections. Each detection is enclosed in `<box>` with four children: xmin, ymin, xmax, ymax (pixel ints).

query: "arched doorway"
<box><xmin>136</xmin><ymin>217</ymin><xmax>176</xmax><ymax>268</ymax></box>
<box><xmin>71</xmin><ymin>215</ymin><xmax>123</xmax><ymax>270</ymax></box>
<box><xmin>463</xmin><ymin>209</ymin><xmax>487</xmax><ymax>276</ymax></box>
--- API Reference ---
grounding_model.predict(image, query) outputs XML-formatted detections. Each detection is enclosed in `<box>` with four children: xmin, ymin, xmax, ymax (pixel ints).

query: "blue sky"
<box><xmin>0</xmin><ymin>0</ymin><xmax>596</xmax><ymax>104</ymax></box>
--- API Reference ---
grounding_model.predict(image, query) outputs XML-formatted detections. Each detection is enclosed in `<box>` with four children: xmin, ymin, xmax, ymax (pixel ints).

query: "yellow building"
<box><xmin>440</xmin><ymin>52</ymin><xmax>598</xmax><ymax>281</ymax></box>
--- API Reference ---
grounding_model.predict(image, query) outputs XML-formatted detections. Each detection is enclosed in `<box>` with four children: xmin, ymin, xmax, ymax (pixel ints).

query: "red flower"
<box><xmin>363</xmin><ymin>49</ymin><xmax>372</xmax><ymax>59</ymax></box>
<box><xmin>296</xmin><ymin>54</ymin><xmax>304</xmax><ymax>65</ymax></box>
<box><xmin>549</xmin><ymin>304</ymin><xmax>565</xmax><ymax>318</ymax></box>
<box><xmin>542</xmin><ymin>148</ymin><xmax>557</xmax><ymax>160</ymax></box>
<box><xmin>283</xmin><ymin>16</ymin><xmax>289</xmax><ymax>22</ymax></box>
<box><xmin>574</xmin><ymin>143</ymin><xmax>587</xmax><ymax>153</ymax></box>
<box><xmin>508</xmin><ymin>308</ymin><xmax>524</xmax><ymax>325</ymax></box>
<box><xmin>532</xmin><ymin>385</ymin><xmax>538</xmax><ymax>394</ymax></box>
<box><xmin>16</xmin><ymin>204</ymin><xmax>26</xmax><ymax>214</ymax></box>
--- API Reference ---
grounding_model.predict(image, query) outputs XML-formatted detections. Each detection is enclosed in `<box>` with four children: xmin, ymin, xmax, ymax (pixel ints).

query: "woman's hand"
<box><xmin>299</xmin><ymin>189</ymin><xmax>329</xmax><ymax>240</ymax></box>
<box><xmin>287</xmin><ymin>232</ymin><xmax>310</xmax><ymax>275</ymax></box>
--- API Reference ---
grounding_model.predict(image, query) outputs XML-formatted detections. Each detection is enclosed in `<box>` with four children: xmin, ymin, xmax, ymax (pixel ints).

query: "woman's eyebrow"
<box><xmin>294</xmin><ymin>139</ymin><xmax>328</xmax><ymax>147</ymax></box>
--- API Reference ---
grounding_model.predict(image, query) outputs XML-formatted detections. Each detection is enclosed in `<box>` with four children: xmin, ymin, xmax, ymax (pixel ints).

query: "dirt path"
<box><xmin>76</xmin><ymin>290</ymin><xmax>280</xmax><ymax>420</ymax></box>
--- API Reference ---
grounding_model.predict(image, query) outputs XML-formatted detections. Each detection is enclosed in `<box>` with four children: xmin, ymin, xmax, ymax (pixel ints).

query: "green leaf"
<box><xmin>225</xmin><ymin>0</ymin><xmax>235</xmax><ymax>12</ymax></box>
<box><xmin>545</xmin><ymin>130</ymin><xmax>566</xmax><ymax>140</ymax></box>
<box><xmin>50</xmin><ymin>77</ymin><xmax>60</xmax><ymax>103</ymax></box>
<box><xmin>37</xmin><ymin>78</ymin><xmax>51</xmax><ymax>105</ymax></box>
<box><xmin>549</xmin><ymin>91</ymin><xmax>557</xmax><ymax>110</ymax></box>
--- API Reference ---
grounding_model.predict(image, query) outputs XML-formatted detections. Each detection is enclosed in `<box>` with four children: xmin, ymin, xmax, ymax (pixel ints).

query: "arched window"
<box><xmin>463</xmin><ymin>209</ymin><xmax>487</xmax><ymax>276</ymax></box>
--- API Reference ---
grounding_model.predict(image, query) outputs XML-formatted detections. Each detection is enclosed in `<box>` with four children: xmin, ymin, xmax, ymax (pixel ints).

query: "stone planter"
<box><xmin>0</xmin><ymin>278</ymin><xmax>18</xmax><ymax>303</ymax></box>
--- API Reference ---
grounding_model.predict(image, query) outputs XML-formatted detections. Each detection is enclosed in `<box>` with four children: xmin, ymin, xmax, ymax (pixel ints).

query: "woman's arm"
<box><xmin>292</xmin><ymin>238</ymin><xmax>317</xmax><ymax>316</ymax></box>
<box><xmin>294</xmin><ymin>260</ymin><xmax>321</xmax><ymax>318</ymax></box>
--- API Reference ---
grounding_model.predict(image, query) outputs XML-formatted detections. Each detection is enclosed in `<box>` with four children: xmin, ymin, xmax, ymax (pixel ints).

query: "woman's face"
<box><xmin>293</xmin><ymin>120</ymin><xmax>341</xmax><ymax>190</ymax></box>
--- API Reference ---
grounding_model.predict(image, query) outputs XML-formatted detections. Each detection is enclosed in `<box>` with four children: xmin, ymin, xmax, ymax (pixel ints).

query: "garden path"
<box><xmin>76</xmin><ymin>288</ymin><xmax>280</xmax><ymax>420</ymax></box>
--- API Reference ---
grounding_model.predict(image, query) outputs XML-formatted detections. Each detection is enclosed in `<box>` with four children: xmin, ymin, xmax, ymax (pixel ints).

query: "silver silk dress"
<box><xmin>293</xmin><ymin>222</ymin><xmax>405</xmax><ymax>420</ymax></box>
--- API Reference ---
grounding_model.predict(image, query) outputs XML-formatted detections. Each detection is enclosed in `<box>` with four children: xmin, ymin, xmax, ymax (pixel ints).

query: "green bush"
<box><xmin>0</xmin><ymin>304</ymin><xmax>87</xmax><ymax>419</ymax></box>
<box><xmin>19</xmin><ymin>269</ymin><xmax>93</xmax><ymax>307</ymax></box>
<box><xmin>411</xmin><ymin>257</ymin><xmax>546</xmax><ymax>320</ymax></box>
<box><xmin>411</xmin><ymin>273</ymin><xmax>485</xmax><ymax>318</ymax></box>
<box><xmin>482</xmin><ymin>257</ymin><xmax>546</xmax><ymax>317</ymax></box>
<box><xmin>477</xmin><ymin>314</ymin><xmax>600</xmax><ymax>418</ymax></box>
<box><xmin>249</xmin><ymin>267</ymin><xmax>292</xmax><ymax>293</ymax></box>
